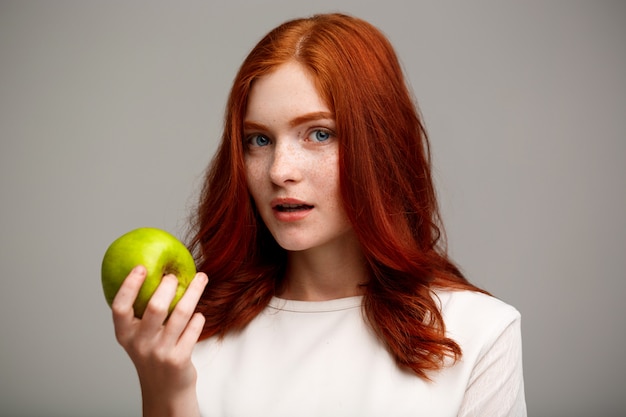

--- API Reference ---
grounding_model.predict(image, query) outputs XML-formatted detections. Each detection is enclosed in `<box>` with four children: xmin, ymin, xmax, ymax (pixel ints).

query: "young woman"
<box><xmin>112</xmin><ymin>13</ymin><xmax>526</xmax><ymax>417</ymax></box>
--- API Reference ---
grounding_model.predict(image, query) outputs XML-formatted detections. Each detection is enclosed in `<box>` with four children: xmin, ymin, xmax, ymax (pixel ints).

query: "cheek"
<box><xmin>316</xmin><ymin>154</ymin><xmax>342</xmax><ymax>205</ymax></box>
<box><xmin>244</xmin><ymin>159</ymin><xmax>264</xmax><ymax>202</ymax></box>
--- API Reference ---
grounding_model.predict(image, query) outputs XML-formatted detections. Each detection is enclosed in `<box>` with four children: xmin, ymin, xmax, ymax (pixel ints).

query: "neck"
<box><xmin>278</xmin><ymin>234</ymin><xmax>367</xmax><ymax>301</ymax></box>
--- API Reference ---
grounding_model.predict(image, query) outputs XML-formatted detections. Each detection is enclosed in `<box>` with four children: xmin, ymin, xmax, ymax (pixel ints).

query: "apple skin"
<box><xmin>101</xmin><ymin>227</ymin><xmax>197</xmax><ymax>318</ymax></box>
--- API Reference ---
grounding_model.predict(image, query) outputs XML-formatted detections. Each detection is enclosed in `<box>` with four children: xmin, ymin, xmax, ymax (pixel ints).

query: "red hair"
<box><xmin>188</xmin><ymin>13</ymin><xmax>486</xmax><ymax>378</ymax></box>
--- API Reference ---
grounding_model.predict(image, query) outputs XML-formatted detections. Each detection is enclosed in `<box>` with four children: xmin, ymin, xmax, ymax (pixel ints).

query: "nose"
<box><xmin>269</xmin><ymin>140</ymin><xmax>302</xmax><ymax>185</ymax></box>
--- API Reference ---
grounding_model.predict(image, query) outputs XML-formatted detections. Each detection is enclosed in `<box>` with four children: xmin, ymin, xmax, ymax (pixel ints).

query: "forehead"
<box><xmin>245</xmin><ymin>61</ymin><xmax>330</xmax><ymax>123</ymax></box>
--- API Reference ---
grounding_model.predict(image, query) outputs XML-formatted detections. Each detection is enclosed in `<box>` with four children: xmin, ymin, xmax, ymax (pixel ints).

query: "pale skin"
<box><xmin>243</xmin><ymin>60</ymin><xmax>366</xmax><ymax>300</ymax></box>
<box><xmin>112</xmin><ymin>267</ymin><xmax>207</xmax><ymax>417</ymax></box>
<box><xmin>111</xmin><ymin>60</ymin><xmax>366</xmax><ymax>416</ymax></box>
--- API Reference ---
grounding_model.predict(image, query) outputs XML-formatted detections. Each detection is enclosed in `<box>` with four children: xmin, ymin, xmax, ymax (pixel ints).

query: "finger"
<box><xmin>111</xmin><ymin>266</ymin><xmax>147</xmax><ymax>344</ymax></box>
<box><xmin>137</xmin><ymin>274</ymin><xmax>179</xmax><ymax>335</ymax></box>
<box><xmin>176</xmin><ymin>312</ymin><xmax>206</xmax><ymax>354</ymax></box>
<box><xmin>162</xmin><ymin>273</ymin><xmax>208</xmax><ymax>343</ymax></box>
<box><xmin>111</xmin><ymin>265</ymin><xmax>147</xmax><ymax>322</ymax></box>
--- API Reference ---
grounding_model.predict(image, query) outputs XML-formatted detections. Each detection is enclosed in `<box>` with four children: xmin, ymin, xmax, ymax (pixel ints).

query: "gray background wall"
<box><xmin>1</xmin><ymin>1</ymin><xmax>624</xmax><ymax>416</ymax></box>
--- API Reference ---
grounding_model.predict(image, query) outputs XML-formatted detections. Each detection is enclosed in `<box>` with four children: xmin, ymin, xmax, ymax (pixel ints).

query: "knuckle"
<box><xmin>111</xmin><ymin>303</ymin><xmax>130</xmax><ymax>319</ymax></box>
<box><xmin>144</xmin><ymin>299</ymin><xmax>170</xmax><ymax>317</ymax></box>
<box><xmin>152</xmin><ymin>348</ymin><xmax>186</xmax><ymax>370</ymax></box>
<box><xmin>152</xmin><ymin>345</ymin><xmax>169</xmax><ymax>362</ymax></box>
<box><xmin>131</xmin><ymin>340</ymin><xmax>155</xmax><ymax>360</ymax></box>
<box><xmin>166</xmin><ymin>352</ymin><xmax>188</xmax><ymax>370</ymax></box>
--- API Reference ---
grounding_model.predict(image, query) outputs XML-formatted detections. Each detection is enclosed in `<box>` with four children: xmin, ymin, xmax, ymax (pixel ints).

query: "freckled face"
<box><xmin>243</xmin><ymin>61</ymin><xmax>354</xmax><ymax>252</ymax></box>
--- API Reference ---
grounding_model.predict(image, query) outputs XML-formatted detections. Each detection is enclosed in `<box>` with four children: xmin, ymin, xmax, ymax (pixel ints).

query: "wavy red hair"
<box><xmin>188</xmin><ymin>13</ymin><xmax>486</xmax><ymax>378</ymax></box>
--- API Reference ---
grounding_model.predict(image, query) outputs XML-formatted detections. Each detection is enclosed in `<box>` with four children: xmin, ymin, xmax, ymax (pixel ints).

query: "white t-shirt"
<box><xmin>192</xmin><ymin>289</ymin><xmax>526</xmax><ymax>416</ymax></box>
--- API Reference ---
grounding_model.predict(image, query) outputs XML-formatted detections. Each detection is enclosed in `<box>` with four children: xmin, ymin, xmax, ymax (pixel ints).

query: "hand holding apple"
<box><xmin>101</xmin><ymin>227</ymin><xmax>197</xmax><ymax>318</ymax></box>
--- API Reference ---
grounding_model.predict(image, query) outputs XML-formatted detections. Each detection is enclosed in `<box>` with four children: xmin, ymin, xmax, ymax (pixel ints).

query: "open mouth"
<box><xmin>274</xmin><ymin>203</ymin><xmax>313</xmax><ymax>212</ymax></box>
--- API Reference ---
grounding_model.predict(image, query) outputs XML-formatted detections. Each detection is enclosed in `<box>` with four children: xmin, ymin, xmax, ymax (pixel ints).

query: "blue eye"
<box><xmin>311</xmin><ymin>129</ymin><xmax>332</xmax><ymax>142</ymax></box>
<box><xmin>249</xmin><ymin>134</ymin><xmax>270</xmax><ymax>147</ymax></box>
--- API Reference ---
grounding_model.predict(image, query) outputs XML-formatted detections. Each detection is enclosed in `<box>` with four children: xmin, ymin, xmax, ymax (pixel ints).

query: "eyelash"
<box><xmin>308</xmin><ymin>128</ymin><xmax>333</xmax><ymax>143</ymax></box>
<box><xmin>247</xmin><ymin>134</ymin><xmax>271</xmax><ymax>147</ymax></box>
<box><xmin>245</xmin><ymin>128</ymin><xmax>335</xmax><ymax>148</ymax></box>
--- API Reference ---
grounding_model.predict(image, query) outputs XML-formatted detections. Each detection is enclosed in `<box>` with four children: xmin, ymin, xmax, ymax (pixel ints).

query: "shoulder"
<box><xmin>432</xmin><ymin>289</ymin><xmax>522</xmax><ymax>356</ymax></box>
<box><xmin>433</xmin><ymin>288</ymin><xmax>520</xmax><ymax>322</ymax></box>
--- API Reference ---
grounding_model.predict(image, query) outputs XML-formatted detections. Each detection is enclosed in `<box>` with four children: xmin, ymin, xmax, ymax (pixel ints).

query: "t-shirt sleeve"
<box><xmin>457</xmin><ymin>315</ymin><xmax>527</xmax><ymax>417</ymax></box>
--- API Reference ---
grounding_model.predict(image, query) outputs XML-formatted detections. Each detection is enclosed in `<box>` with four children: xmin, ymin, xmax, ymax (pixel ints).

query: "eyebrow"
<box><xmin>243</xmin><ymin>111</ymin><xmax>335</xmax><ymax>131</ymax></box>
<box><xmin>288</xmin><ymin>111</ymin><xmax>335</xmax><ymax>128</ymax></box>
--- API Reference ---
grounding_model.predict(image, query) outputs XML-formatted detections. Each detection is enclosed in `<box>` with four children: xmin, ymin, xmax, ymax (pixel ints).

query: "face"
<box><xmin>243</xmin><ymin>61</ymin><xmax>354</xmax><ymax>253</ymax></box>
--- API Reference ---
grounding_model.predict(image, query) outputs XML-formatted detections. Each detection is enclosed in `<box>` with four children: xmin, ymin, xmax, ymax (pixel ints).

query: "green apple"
<box><xmin>101</xmin><ymin>227</ymin><xmax>197</xmax><ymax>318</ymax></box>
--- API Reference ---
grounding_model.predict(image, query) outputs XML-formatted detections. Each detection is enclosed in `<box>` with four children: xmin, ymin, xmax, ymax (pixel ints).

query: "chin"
<box><xmin>274</xmin><ymin>239</ymin><xmax>312</xmax><ymax>252</ymax></box>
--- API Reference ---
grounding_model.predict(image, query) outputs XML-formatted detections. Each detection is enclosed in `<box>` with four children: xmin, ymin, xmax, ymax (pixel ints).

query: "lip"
<box><xmin>270</xmin><ymin>198</ymin><xmax>314</xmax><ymax>222</ymax></box>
